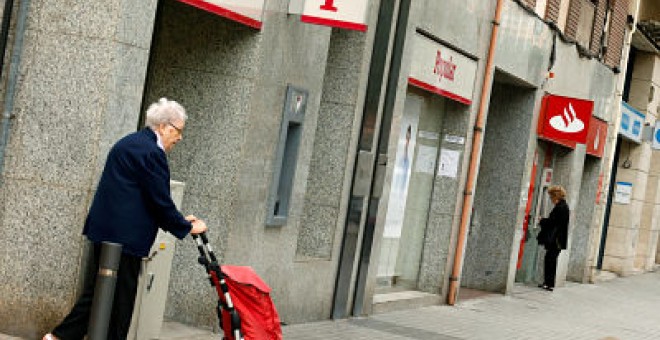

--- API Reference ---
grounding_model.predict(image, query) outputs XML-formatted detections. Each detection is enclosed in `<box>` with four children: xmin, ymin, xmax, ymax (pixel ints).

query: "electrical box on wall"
<box><xmin>128</xmin><ymin>180</ymin><xmax>185</xmax><ymax>340</ymax></box>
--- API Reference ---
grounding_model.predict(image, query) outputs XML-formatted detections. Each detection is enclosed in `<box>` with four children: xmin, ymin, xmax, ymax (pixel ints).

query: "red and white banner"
<box><xmin>178</xmin><ymin>0</ymin><xmax>265</xmax><ymax>29</ymax></box>
<box><xmin>408</xmin><ymin>33</ymin><xmax>477</xmax><ymax>105</ymax></box>
<box><xmin>301</xmin><ymin>0</ymin><xmax>369</xmax><ymax>32</ymax></box>
<box><xmin>586</xmin><ymin>116</ymin><xmax>607</xmax><ymax>158</ymax></box>
<box><xmin>537</xmin><ymin>94</ymin><xmax>594</xmax><ymax>148</ymax></box>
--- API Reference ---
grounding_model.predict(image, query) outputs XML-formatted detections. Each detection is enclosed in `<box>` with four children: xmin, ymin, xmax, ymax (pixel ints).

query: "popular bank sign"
<box><xmin>537</xmin><ymin>94</ymin><xmax>594</xmax><ymax>148</ymax></box>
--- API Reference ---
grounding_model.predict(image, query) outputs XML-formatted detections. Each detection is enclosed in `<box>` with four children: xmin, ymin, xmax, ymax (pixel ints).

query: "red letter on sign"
<box><xmin>320</xmin><ymin>0</ymin><xmax>338</xmax><ymax>12</ymax></box>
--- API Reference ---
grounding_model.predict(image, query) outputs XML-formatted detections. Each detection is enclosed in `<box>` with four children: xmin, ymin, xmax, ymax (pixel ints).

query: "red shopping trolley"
<box><xmin>192</xmin><ymin>232</ymin><xmax>282</xmax><ymax>340</ymax></box>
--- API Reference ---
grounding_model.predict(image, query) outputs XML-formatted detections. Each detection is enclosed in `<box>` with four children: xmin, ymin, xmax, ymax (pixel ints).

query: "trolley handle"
<box><xmin>191</xmin><ymin>231</ymin><xmax>209</xmax><ymax>243</ymax></box>
<box><xmin>191</xmin><ymin>231</ymin><xmax>219</xmax><ymax>264</ymax></box>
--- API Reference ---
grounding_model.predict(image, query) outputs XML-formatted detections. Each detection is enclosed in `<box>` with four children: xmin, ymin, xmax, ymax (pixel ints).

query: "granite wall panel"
<box><xmin>296</xmin><ymin>29</ymin><xmax>364</xmax><ymax>260</ymax></box>
<box><xmin>0</xmin><ymin>0</ymin><xmax>159</xmax><ymax>336</ymax></box>
<box><xmin>568</xmin><ymin>156</ymin><xmax>600</xmax><ymax>282</ymax></box>
<box><xmin>462</xmin><ymin>82</ymin><xmax>536</xmax><ymax>292</ymax></box>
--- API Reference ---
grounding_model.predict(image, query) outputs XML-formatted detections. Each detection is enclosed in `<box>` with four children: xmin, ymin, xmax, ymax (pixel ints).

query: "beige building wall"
<box><xmin>603</xmin><ymin>52</ymin><xmax>659</xmax><ymax>275</ymax></box>
<box><xmin>604</xmin><ymin>139</ymin><xmax>648</xmax><ymax>275</ymax></box>
<box><xmin>604</xmin><ymin>51</ymin><xmax>660</xmax><ymax>275</ymax></box>
<box><xmin>634</xmin><ymin>53</ymin><xmax>660</xmax><ymax>271</ymax></box>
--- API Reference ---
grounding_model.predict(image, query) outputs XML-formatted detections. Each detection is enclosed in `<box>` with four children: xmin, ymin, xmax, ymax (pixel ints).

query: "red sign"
<box><xmin>586</xmin><ymin>117</ymin><xmax>607</xmax><ymax>158</ymax></box>
<box><xmin>178</xmin><ymin>0</ymin><xmax>265</xmax><ymax>29</ymax></box>
<box><xmin>408</xmin><ymin>34</ymin><xmax>478</xmax><ymax>105</ymax></box>
<box><xmin>301</xmin><ymin>0</ymin><xmax>369</xmax><ymax>31</ymax></box>
<box><xmin>537</xmin><ymin>95</ymin><xmax>594</xmax><ymax>148</ymax></box>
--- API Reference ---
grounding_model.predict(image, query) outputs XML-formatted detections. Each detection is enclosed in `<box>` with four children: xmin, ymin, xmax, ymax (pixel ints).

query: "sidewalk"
<box><xmin>2</xmin><ymin>271</ymin><xmax>658</xmax><ymax>340</ymax></box>
<box><xmin>162</xmin><ymin>270</ymin><xmax>660</xmax><ymax>340</ymax></box>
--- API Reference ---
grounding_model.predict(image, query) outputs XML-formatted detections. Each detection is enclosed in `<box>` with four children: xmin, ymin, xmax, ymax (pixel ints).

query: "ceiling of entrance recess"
<box><xmin>635</xmin><ymin>20</ymin><xmax>660</xmax><ymax>53</ymax></box>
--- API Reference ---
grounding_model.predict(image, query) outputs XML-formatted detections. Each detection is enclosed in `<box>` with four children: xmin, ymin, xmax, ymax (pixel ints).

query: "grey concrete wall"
<box><xmin>462</xmin><ymin>82</ymin><xmax>537</xmax><ymax>292</ymax></box>
<box><xmin>418</xmin><ymin>99</ymin><xmax>470</xmax><ymax>294</ymax></box>
<box><xmin>416</xmin><ymin>0</ymin><xmax>491</xmax><ymax>58</ymax></box>
<box><xmin>144</xmin><ymin>0</ymin><xmax>376</xmax><ymax>328</ymax></box>
<box><xmin>568</xmin><ymin>156</ymin><xmax>600</xmax><ymax>282</ymax></box>
<box><xmin>0</xmin><ymin>0</ymin><xmax>157</xmax><ymax>337</ymax></box>
<box><xmin>296</xmin><ymin>29</ymin><xmax>365</xmax><ymax>261</ymax></box>
<box><xmin>288</xmin><ymin>26</ymin><xmax>371</xmax><ymax>322</ymax></box>
<box><xmin>495</xmin><ymin>1</ymin><xmax>553</xmax><ymax>87</ymax></box>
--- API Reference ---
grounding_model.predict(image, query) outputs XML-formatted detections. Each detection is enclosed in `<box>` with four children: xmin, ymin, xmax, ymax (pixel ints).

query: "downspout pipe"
<box><xmin>447</xmin><ymin>0</ymin><xmax>504</xmax><ymax>306</ymax></box>
<box><xmin>0</xmin><ymin>0</ymin><xmax>30</xmax><ymax>182</ymax></box>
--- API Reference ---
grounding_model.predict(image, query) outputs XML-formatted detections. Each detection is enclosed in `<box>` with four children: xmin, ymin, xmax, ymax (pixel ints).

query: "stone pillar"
<box><xmin>603</xmin><ymin>140</ymin><xmax>650</xmax><ymax>276</ymax></box>
<box><xmin>634</xmin><ymin>52</ymin><xmax>660</xmax><ymax>271</ymax></box>
<box><xmin>638</xmin><ymin>151</ymin><xmax>660</xmax><ymax>270</ymax></box>
<box><xmin>0</xmin><ymin>1</ymin><xmax>158</xmax><ymax>336</ymax></box>
<box><xmin>552</xmin><ymin>144</ymin><xmax>586</xmax><ymax>287</ymax></box>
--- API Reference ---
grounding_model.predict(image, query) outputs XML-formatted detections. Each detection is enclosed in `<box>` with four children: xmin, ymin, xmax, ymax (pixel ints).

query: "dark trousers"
<box><xmin>52</xmin><ymin>243</ymin><xmax>141</xmax><ymax>340</ymax></box>
<box><xmin>543</xmin><ymin>246</ymin><xmax>561</xmax><ymax>288</ymax></box>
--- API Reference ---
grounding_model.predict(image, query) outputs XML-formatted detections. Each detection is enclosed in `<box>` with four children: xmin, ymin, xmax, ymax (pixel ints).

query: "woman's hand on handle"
<box><xmin>190</xmin><ymin>218</ymin><xmax>208</xmax><ymax>235</ymax></box>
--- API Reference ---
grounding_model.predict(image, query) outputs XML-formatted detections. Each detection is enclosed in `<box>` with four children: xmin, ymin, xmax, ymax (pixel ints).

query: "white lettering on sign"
<box><xmin>301</xmin><ymin>0</ymin><xmax>370</xmax><ymax>31</ymax></box>
<box><xmin>409</xmin><ymin>33</ymin><xmax>477</xmax><ymax>105</ymax></box>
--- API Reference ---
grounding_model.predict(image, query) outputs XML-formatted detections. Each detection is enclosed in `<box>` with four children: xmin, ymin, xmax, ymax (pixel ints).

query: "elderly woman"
<box><xmin>537</xmin><ymin>185</ymin><xmax>569</xmax><ymax>291</ymax></box>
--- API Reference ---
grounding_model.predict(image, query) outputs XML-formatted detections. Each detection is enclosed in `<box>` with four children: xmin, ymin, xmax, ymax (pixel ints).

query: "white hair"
<box><xmin>144</xmin><ymin>98</ymin><xmax>187</xmax><ymax>128</ymax></box>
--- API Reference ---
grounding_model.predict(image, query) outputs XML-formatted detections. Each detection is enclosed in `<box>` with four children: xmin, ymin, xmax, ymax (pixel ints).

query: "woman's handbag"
<box><xmin>536</xmin><ymin>226</ymin><xmax>550</xmax><ymax>246</ymax></box>
<box><xmin>537</xmin><ymin>223</ymin><xmax>558</xmax><ymax>248</ymax></box>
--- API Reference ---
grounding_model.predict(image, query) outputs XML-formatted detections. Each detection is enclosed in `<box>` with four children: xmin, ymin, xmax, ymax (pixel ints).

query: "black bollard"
<box><xmin>88</xmin><ymin>242</ymin><xmax>122</xmax><ymax>340</ymax></box>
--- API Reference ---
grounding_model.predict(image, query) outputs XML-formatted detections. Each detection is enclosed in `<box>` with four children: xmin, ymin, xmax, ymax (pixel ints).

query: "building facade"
<box><xmin>598</xmin><ymin>0</ymin><xmax>660</xmax><ymax>277</ymax></box>
<box><xmin>0</xmin><ymin>0</ymin><xmax>644</xmax><ymax>337</ymax></box>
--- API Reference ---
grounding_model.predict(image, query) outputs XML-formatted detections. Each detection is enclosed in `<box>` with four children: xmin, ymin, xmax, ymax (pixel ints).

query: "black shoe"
<box><xmin>538</xmin><ymin>284</ymin><xmax>553</xmax><ymax>291</ymax></box>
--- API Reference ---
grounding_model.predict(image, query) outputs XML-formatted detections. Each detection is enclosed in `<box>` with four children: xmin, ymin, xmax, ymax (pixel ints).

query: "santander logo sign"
<box><xmin>549</xmin><ymin>103</ymin><xmax>585</xmax><ymax>133</ymax></box>
<box><xmin>538</xmin><ymin>95</ymin><xmax>594</xmax><ymax>146</ymax></box>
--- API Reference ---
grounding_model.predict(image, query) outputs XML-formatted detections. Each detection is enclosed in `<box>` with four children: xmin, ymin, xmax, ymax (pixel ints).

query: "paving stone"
<box><xmin>2</xmin><ymin>272</ymin><xmax>659</xmax><ymax>339</ymax></box>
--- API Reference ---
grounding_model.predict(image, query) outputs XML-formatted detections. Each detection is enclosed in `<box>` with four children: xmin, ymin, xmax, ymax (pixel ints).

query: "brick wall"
<box><xmin>516</xmin><ymin>0</ymin><xmax>628</xmax><ymax>68</ymax></box>
<box><xmin>546</xmin><ymin>0</ymin><xmax>561</xmax><ymax>23</ymax></box>
<box><xmin>604</xmin><ymin>0</ymin><xmax>628</xmax><ymax>68</ymax></box>
<box><xmin>564</xmin><ymin>0</ymin><xmax>582</xmax><ymax>40</ymax></box>
<box><xmin>521</xmin><ymin>0</ymin><xmax>537</xmax><ymax>8</ymax></box>
<box><xmin>589</xmin><ymin>0</ymin><xmax>608</xmax><ymax>55</ymax></box>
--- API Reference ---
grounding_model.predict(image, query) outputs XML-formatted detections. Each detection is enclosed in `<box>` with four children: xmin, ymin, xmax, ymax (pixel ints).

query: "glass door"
<box><xmin>377</xmin><ymin>89</ymin><xmax>444</xmax><ymax>292</ymax></box>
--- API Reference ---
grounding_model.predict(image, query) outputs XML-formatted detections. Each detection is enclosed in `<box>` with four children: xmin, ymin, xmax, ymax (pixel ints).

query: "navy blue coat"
<box><xmin>83</xmin><ymin>128</ymin><xmax>192</xmax><ymax>257</ymax></box>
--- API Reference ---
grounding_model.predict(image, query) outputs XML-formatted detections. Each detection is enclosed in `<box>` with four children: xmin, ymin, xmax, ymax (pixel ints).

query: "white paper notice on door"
<box><xmin>438</xmin><ymin>149</ymin><xmax>460</xmax><ymax>178</ymax></box>
<box><xmin>414</xmin><ymin>145</ymin><xmax>437</xmax><ymax>174</ymax></box>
